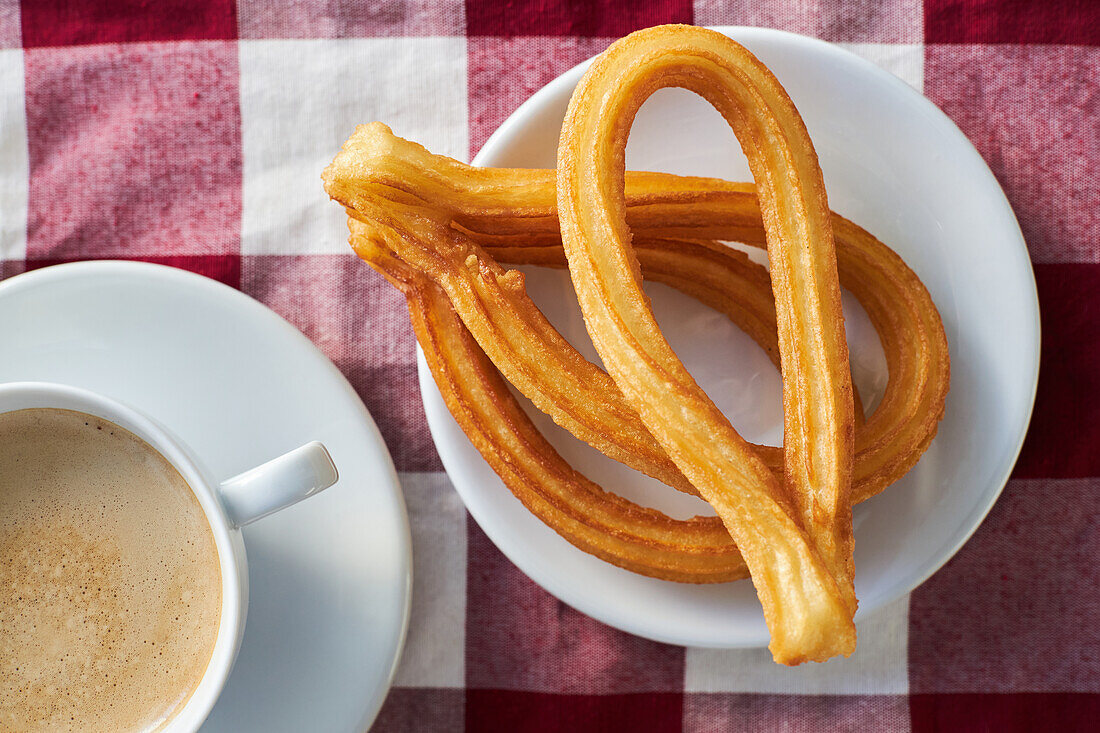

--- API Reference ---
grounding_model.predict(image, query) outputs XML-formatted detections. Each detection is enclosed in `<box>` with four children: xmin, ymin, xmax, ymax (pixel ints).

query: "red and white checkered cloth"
<box><xmin>0</xmin><ymin>1</ymin><xmax>1096</xmax><ymax>730</ymax></box>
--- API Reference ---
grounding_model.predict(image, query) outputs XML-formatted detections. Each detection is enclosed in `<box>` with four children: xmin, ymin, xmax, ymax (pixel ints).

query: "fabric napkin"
<box><xmin>0</xmin><ymin>1</ymin><xmax>1095</xmax><ymax>730</ymax></box>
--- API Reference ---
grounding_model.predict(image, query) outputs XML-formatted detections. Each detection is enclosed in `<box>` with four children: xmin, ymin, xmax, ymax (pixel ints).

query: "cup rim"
<box><xmin>0</xmin><ymin>380</ymin><xmax>243</xmax><ymax>732</ymax></box>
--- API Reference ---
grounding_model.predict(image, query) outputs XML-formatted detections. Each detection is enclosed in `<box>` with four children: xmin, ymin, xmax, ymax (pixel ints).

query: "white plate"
<box><xmin>418</xmin><ymin>27</ymin><xmax>1040</xmax><ymax>648</ymax></box>
<box><xmin>0</xmin><ymin>261</ymin><xmax>411</xmax><ymax>730</ymax></box>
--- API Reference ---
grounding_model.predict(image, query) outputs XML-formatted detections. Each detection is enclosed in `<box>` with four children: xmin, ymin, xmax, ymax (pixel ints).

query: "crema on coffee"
<box><xmin>0</xmin><ymin>408</ymin><xmax>222</xmax><ymax>732</ymax></box>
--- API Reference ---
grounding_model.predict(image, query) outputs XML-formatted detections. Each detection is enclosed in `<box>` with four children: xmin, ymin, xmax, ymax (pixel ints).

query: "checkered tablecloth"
<box><xmin>1</xmin><ymin>1</ymin><xmax>1096</xmax><ymax>730</ymax></box>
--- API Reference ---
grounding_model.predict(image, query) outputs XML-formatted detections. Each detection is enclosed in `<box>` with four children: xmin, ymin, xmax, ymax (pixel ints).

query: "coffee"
<box><xmin>0</xmin><ymin>408</ymin><xmax>222</xmax><ymax>732</ymax></box>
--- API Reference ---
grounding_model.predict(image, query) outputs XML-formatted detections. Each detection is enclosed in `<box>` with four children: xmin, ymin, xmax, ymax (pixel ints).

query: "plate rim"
<box><xmin>0</xmin><ymin>259</ymin><xmax>414</xmax><ymax>728</ymax></box>
<box><xmin>420</xmin><ymin>26</ymin><xmax>1041</xmax><ymax>648</ymax></box>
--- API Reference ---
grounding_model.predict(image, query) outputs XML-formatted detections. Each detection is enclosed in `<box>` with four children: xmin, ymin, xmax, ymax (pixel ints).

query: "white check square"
<box><xmin>0</xmin><ymin>48</ymin><xmax>27</xmax><ymax>262</ymax></box>
<box><xmin>391</xmin><ymin>472</ymin><xmax>467</xmax><ymax>688</ymax></box>
<box><xmin>685</xmin><ymin>595</ymin><xmax>910</xmax><ymax>695</ymax></box>
<box><xmin>838</xmin><ymin>43</ymin><xmax>924</xmax><ymax>92</ymax></box>
<box><xmin>240</xmin><ymin>37</ymin><xmax>468</xmax><ymax>256</ymax></box>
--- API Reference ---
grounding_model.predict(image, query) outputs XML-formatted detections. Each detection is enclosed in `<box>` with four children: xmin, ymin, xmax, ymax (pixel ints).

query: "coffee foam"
<box><xmin>0</xmin><ymin>408</ymin><xmax>222</xmax><ymax>732</ymax></box>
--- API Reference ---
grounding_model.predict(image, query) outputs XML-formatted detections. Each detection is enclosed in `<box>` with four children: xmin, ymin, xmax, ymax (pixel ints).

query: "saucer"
<box><xmin>0</xmin><ymin>261</ymin><xmax>411</xmax><ymax>731</ymax></box>
<box><xmin>418</xmin><ymin>27</ymin><xmax>1039</xmax><ymax>647</ymax></box>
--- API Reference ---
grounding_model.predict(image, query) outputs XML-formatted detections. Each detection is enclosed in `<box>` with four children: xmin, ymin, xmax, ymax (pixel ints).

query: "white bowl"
<box><xmin>418</xmin><ymin>27</ymin><xmax>1040</xmax><ymax>648</ymax></box>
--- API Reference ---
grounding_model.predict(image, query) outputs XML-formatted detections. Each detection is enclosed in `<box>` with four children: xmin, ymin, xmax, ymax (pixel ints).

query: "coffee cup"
<box><xmin>0</xmin><ymin>381</ymin><xmax>339</xmax><ymax>732</ymax></box>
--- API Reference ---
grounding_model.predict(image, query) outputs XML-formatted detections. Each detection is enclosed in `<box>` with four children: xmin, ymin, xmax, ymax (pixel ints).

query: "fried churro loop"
<box><xmin>324</xmin><ymin>26</ymin><xmax>949</xmax><ymax>666</ymax></box>
<box><xmin>326</xmin><ymin>122</ymin><xmax>947</xmax><ymax>503</ymax></box>
<box><xmin>556</xmin><ymin>25</ymin><xmax>854</xmax><ymax>663</ymax></box>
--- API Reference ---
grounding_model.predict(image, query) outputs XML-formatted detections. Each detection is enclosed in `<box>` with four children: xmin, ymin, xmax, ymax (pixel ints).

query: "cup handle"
<box><xmin>217</xmin><ymin>442</ymin><xmax>339</xmax><ymax>528</ymax></box>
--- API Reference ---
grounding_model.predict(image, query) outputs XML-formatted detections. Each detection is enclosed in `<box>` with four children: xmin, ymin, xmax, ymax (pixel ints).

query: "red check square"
<box><xmin>909</xmin><ymin>477</ymin><xmax>1100</xmax><ymax>692</ymax></box>
<box><xmin>372</xmin><ymin>688</ymin><xmax>465</xmax><ymax>731</ymax></box>
<box><xmin>465</xmin><ymin>0</ymin><xmax>691</xmax><ymax>38</ymax></box>
<box><xmin>924</xmin><ymin>0</ymin><xmax>1100</xmax><ymax>45</ymax></box>
<box><xmin>468</xmin><ymin>36</ymin><xmax>612</xmax><ymax>158</ymax></box>
<box><xmin>1</xmin><ymin>259</ymin><xmax>23</xmax><ymax>281</ymax></box>
<box><xmin>19</xmin><ymin>0</ymin><xmax>236</xmax><ymax>47</ymax></box>
<box><xmin>911</xmin><ymin>693</ymin><xmax>1100</xmax><ymax>733</ymax></box>
<box><xmin>1014</xmin><ymin>264</ymin><xmax>1100</xmax><ymax>479</ymax></box>
<box><xmin>925</xmin><ymin>44</ymin><xmax>1099</xmax><ymax>264</ymax></box>
<box><xmin>465</xmin><ymin>519</ymin><xmax>684</xmax><ymax>694</ymax></box>
<box><xmin>695</xmin><ymin>0</ymin><xmax>922</xmax><ymax>43</ymax></box>
<box><xmin>238</xmin><ymin>0</ymin><xmax>464</xmax><ymax>38</ymax></box>
<box><xmin>0</xmin><ymin>1</ymin><xmax>19</xmax><ymax>48</ymax></box>
<box><xmin>683</xmin><ymin>693</ymin><xmax>909</xmax><ymax>732</ymax></box>
<box><xmin>24</xmin><ymin>42</ymin><xmax>242</xmax><ymax>260</ymax></box>
<box><xmin>26</xmin><ymin>255</ymin><xmax>241</xmax><ymax>288</ymax></box>
<box><xmin>466</xmin><ymin>690</ymin><xmax>684</xmax><ymax>732</ymax></box>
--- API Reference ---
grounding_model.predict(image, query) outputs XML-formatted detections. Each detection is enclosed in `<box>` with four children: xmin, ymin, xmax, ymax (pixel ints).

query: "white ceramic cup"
<box><xmin>0</xmin><ymin>381</ymin><xmax>339</xmax><ymax>732</ymax></box>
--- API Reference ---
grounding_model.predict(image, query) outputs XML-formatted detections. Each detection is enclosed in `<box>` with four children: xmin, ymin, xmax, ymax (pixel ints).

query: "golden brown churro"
<box><xmin>556</xmin><ymin>25</ymin><xmax>855</xmax><ymax>663</ymax></box>
<box><xmin>324</xmin><ymin>25</ymin><xmax>949</xmax><ymax>665</ymax></box>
